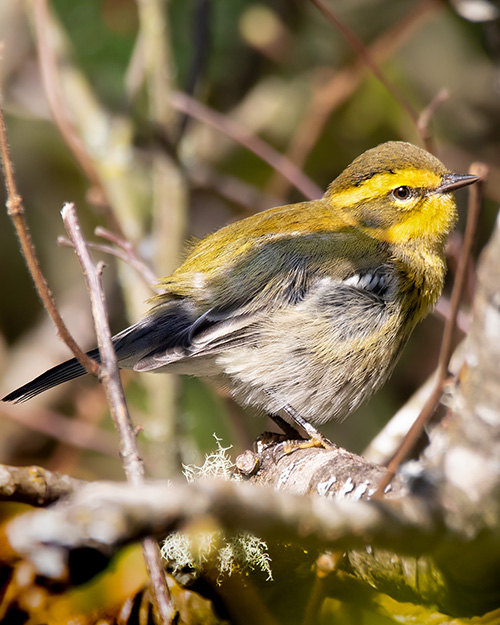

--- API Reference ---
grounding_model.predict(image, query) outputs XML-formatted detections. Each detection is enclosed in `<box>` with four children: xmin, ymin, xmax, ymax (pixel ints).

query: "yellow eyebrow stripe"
<box><xmin>332</xmin><ymin>169</ymin><xmax>443</xmax><ymax>209</ymax></box>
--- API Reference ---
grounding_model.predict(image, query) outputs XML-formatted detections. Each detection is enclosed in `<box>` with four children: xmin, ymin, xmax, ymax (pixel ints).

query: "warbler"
<box><xmin>2</xmin><ymin>142</ymin><xmax>477</xmax><ymax>444</ymax></box>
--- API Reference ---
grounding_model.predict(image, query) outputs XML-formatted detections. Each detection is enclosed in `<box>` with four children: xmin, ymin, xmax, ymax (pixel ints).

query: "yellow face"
<box><xmin>322</xmin><ymin>141</ymin><xmax>468</xmax><ymax>246</ymax></box>
<box><xmin>328</xmin><ymin>166</ymin><xmax>457</xmax><ymax>245</ymax></box>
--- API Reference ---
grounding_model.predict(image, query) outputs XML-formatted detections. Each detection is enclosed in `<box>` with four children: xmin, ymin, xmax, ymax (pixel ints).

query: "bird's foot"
<box><xmin>267</xmin><ymin>400</ymin><xmax>336</xmax><ymax>453</ymax></box>
<box><xmin>283</xmin><ymin>433</ymin><xmax>336</xmax><ymax>454</ymax></box>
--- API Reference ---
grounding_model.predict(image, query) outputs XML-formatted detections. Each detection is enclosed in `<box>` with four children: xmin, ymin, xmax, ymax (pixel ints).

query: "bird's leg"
<box><xmin>267</xmin><ymin>414</ymin><xmax>304</xmax><ymax>440</ymax></box>
<box><xmin>265</xmin><ymin>390</ymin><xmax>336</xmax><ymax>451</ymax></box>
<box><xmin>279</xmin><ymin>403</ymin><xmax>336</xmax><ymax>452</ymax></box>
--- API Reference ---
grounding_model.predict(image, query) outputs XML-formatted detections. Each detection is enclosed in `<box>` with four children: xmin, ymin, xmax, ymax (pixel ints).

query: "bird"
<box><xmin>2</xmin><ymin>141</ymin><xmax>478</xmax><ymax>446</ymax></box>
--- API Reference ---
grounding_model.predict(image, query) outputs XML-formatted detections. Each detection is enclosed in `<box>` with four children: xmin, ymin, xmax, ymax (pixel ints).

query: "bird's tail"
<box><xmin>2</xmin><ymin>348</ymin><xmax>100</xmax><ymax>403</ymax></box>
<box><xmin>2</xmin><ymin>303</ymin><xmax>194</xmax><ymax>403</ymax></box>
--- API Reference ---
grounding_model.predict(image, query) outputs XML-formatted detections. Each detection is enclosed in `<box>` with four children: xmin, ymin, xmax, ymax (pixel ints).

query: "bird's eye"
<box><xmin>392</xmin><ymin>186</ymin><xmax>412</xmax><ymax>201</ymax></box>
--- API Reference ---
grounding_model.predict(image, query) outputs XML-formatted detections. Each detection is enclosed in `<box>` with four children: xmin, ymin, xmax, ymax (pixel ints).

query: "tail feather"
<box><xmin>2</xmin><ymin>302</ymin><xmax>196</xmax><ymax>403</ymax></box>
<box><xmin>2</xmin><ymin>348</ymin><xmax>100</xmax><ymax>403</ymax></box>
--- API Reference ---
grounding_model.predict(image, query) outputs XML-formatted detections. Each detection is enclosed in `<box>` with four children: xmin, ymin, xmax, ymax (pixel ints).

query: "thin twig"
<box><xmin>417</xmin><ymin>88</ymin><xmax>449</xmax><ymax>152</ymax></box>
<box><xmin>61</xmin><ymin>204</ymin><xmax>142</xmax><ymax>478</ymax></box>
<box><xmin>31</xmin><ymin>0</ymin><xmax>146</xmax><ymax>245</ymax></box>
<box><xmin>374</xmin><ymin>163</ymin><xmax>487</xmax><ymax>496</ymax></box>
<box><xmin>434</xmin><ymin>296</ymin><xmax>470</xmax><ymax>334</ymax></box>
<box><xmin>436</xmin><ymin>165</ymin><xmax>487</xmax><ymax>379</ymax></box>
<box><xmin>188</xmin><ymin>163</ymin><xmax>282</xmax><ymax>211</ymax></box>
<box><xmin>61</xmin><ymin>203</ymin><xmax>175</xmax><ymax>624</ymax></box>
<box><xmin>170</xmin><ymin>91</ymin><xmax>323</xmax><ymax>201</ymax></box>
<box><xmin>32</xmin><ymin>0</ymin><xmax>126</xmax><ymax>236</ymax></box>
<box><xmin>58</xmin><ymin>233</ymin><xmax>160</xmax><ymax>293</ymax></box>
<box><xmin>0</xmin><ymin>101</ymin><xmax>98</xmax><ymax>377</ymax></box>
<box><xmin>33</xmin><ymin>0</ymin><xmax>102</xmax><ymax>190</ymax></box>
<box><xmin>95</xmin><ymin>227</ymin><xmax>159</xmax><ymax>286</ymax></box>
<box><xmin>310</xmin><ymin>0</ymin><xmax>420</xmax><ymax>124</ymax></box>
<box><xmin>267</xmin><ymin>0</ymin><xmax>440</xmax><ymax>198</ymax></box>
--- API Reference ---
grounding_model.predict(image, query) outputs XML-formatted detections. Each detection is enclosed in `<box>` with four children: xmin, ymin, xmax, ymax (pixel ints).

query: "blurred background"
<box><xmin>0</xmin><ymin>0</ymin><xmax>499</xmax><ymax>480</ymax></box>
<box><xmin>1</xmin><ymin>1</ymin><xmax>500</xmax><ymax>621</ymax></box>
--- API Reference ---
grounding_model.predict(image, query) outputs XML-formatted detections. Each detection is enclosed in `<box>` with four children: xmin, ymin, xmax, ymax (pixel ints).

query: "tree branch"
<box><xmin>267</xmin><ymin>0</ymin><xmax>440</xmax><ymax>198</ymax></box>
<box><xmin>4</xmin><ymin>476</ymin><xmax>442</xmax><ymax>578</ymax></box>
<box><xmin>0</xmin><ymin>97</ymin><xmax>98</xmax><ymax>378</ymax></box>
<box><xmin>375</xmin><ymin>164</ymin><xmax>487</xmax><ymax>495</ymax></box>
<box><xmin>170</xmin><ymin>91</ymin><xmax>323</xmax><ymax>201</ymax></box>
<box><xmin>0</xmin><ymin>464</ymin><xmax>83</xmax><ymax>507</ymax></box>
<box><xmin>61</xmin><ymin>202</ymin><xmax>174</xmax><ymax>622</ymax></box>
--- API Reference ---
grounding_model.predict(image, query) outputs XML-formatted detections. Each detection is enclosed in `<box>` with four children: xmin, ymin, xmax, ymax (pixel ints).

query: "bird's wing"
<box><xmin>132</xmin><ymin>242</ymin><xmax>310</xmax><ymax>371</ymax></box>
<box><xmin>133</xmin><ymin>230</ymin><xmax>388</xmax><ymax>372</ymax></box>
<box><xmin>132</xmin><ymin>306</ymin><xmax>262</xmax><ymax>372</ymax></box>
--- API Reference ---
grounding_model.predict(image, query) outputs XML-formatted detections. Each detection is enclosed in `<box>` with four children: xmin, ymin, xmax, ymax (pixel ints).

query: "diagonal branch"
<box><xmin>374</xmin><ymin>163</ymin><xmax>488</xmax><ymax>495</ymax></box>
<box><xmin>310</xmin><ymin>0</ymin><xmax>420</xmax><ymax>124</ymax></box>
<box><xmin>60</xmin><ymin>202</ymin><xmax>175</xmax><ymax>623</ymax></box>
<box><xmin>171</xmin><ymin>91</ymin><xmax>323</xmax><ymax>201</ymax></box>
<box><xmin>32</xmin><ymin>0</ymin><xmax>124</xmax><ymax>234</ymax></box>
<box><xmin>267</xmin><ymin>0</ymin><xmax>440</xmax><ymax>198</ymax></box>
<box><xmin>0</xmin><ymin>101</ymin><xmax>98</xmax><ymax>378</ymax></box>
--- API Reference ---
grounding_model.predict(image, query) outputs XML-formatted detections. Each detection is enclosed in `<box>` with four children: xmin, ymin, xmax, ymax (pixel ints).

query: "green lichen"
<box><xmin>161</xmin><ymin>436</ymin><xmax>273</xmax><ymax>583</ymax></box>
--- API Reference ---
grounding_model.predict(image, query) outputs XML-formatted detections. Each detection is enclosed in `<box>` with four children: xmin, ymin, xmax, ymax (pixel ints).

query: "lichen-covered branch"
<box><xmin>237</xmin><ymin>438</ymin><xmax>407</xmax><ymax>499</ymax></box>
<box><xmin>4</xmin><ymin>476</ymin><xmax>444</xmax><ymax>580</ymax></box>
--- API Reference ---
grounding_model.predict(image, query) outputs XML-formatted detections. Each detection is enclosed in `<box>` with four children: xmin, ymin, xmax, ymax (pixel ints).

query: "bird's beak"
<box><xmin>435</xmin><ymin>173</ymin><xmax>480</xmax><ymax>194</ymax></box>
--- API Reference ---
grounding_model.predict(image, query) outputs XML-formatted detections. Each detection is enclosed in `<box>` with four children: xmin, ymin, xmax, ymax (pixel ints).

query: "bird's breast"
<box><xmin>215</xmin><ymin>272</ymin><xmax>407</xmax><ymax>424</ymax></box>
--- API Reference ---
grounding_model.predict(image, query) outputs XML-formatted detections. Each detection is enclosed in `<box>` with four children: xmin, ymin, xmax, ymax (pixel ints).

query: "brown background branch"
<box><xmin>375</xmin><ymin>164</ymin><xmax>487</xmax><ymax>495</ymax></box>
<box><xmin>0</xmin><ymin>101</ymin><xmax>99</xmax><ymax>379</ymax></box>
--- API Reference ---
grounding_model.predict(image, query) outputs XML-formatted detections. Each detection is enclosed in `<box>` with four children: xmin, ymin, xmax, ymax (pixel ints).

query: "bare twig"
<box><xmin>60</xmin><ymin>202</ymin><xmax>174</xmax><ymax>623</ymax></box>
<box><xmin>31</xmin><ymin>0</ymin><xmax>157</xmax><ymax>250</ymax></box>
<box><xmin>0</xmin><ymin>100</ymin><xmax>98</xmax><ymax>377</ymax></box>
<box><xmin>267</xmin><ymin>0</ymin><xmax>440</xmax><ymax>198</ymax></box>
<box><xmin>32</xmin><ymin>0</ymin><xmax>101</xmax><ymax>189</ymax></box>
<box><xmin>0</xmin><ymin>404</ymin><xmax>117</xmax><ymax>456</ymax></box>
<box><xmin>417</xmin><ymin>88</ymin><xmax>449</xmax><ymax>152</ymax></box>
<box><xmin>188</xmin><ymin>163</ymin><xmax>282</xmax><ymax>212</ymax></box>
<box><xmin>363</xmin><ymin>373</ymin><xmax>437</xmax><ymax>465</ymax></box>
<box><xmin>95</xmin><ymin>226</ymin><xmax>159</xmax><ymax>286</ymax></box>
<box><xmin>434</xmin><ymin>295</ymin><xmax>470</xmax><ymax>334</ymax></box>
<box><xmin>170</xmin><ymin>91</ymin><xmax>323</xmax><ymax>201</ymax></box>
<box><xmin>436</xmin><ymin>168</ymin><xmax>487</xmax><ymax>380</ymax></box>
<box><xmin>32</xmin><ymin>0</ymin><xmax>99</xmax><ymax>190</ymax></box>
<box><xmin>61</xmin><ymin>204</ymin><xmax>142</xmax><ymax>479</ymax></box>
<box><xmin>32</xmin><ymin>0</ymin><xmax>125</xmax><ymax>235</ymax></box>
<box><xmin>310</xmin><ymin>0</ymin><xmax>420</xmax><ymax>124</ymax></box>
<box><xmin>58</xmin><ymin>229</ymin><xmax>160</xmax><ymax>293</ymax></box>
<box><xmin>374</xmin><ymin>164</ymin><xmax>487</xmax><ymax>496</ymax></box>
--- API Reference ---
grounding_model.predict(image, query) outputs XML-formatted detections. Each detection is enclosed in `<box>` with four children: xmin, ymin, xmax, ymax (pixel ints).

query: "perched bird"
<box><xmin>2</xmin><ymin>142</ymin><xmax>477</xmax><ymax>445</ymax></box>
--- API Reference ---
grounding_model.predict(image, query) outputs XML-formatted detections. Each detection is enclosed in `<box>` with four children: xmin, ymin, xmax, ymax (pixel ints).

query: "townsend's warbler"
<box><xmin>2</xmin><ymin>142</ymin><xmax>478</xmax><ymax>445</ymax></box>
